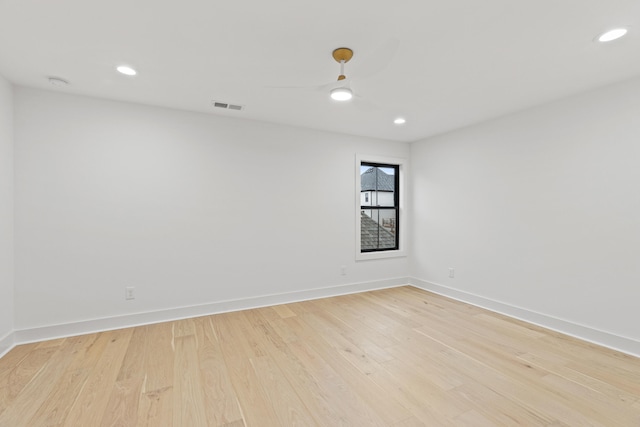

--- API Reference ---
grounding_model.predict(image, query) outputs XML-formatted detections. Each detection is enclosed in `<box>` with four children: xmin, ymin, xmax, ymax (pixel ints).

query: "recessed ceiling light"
<box><xmin>330</xmin><ymin>87</ymin><xmax>353</xmax><ymax>101</ymax></box>
<box><xmin>597</xmin><ymin>28</ymin><xmax>628</xmax><ymax>42</ymax></box>
<box><xmin>117</xmin><ymin>65</ymin><xmax>137</xmax><ymax>76</ymax></box>
<box><xmin>48</xmin><ymin>77</ymin><xmax>69</xmax><ymax>86</ymax></box>
<box><xmin>394</xmin><ymin>118</ymin><xmax>406</xmax><ymax>125</ymax></box>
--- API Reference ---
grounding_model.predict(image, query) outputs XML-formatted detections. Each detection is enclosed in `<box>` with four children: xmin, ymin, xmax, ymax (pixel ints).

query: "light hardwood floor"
<box><xmin>1</xmin><ymin>286</ymin><xmax>639</xmax><ymax>426</ymax></box>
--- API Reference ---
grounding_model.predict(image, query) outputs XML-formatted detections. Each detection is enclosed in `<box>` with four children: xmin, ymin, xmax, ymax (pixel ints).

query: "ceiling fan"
<box><xmin>329</xmin><ymin>47</ymin><xmax>355</xmax><ymax>101</ymax></box>
<box><xmin>268</xmin><ymin>39</ymin><xmax>399</xmax><ymax>107</ymax></box>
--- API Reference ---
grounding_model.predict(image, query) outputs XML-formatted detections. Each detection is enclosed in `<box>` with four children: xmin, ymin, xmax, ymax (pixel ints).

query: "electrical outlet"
<box><xmin>125</xmin><ymin>286</ymin><xmax>135</xmax><ymax>300</ymax></box>
<box><xmin>449</xmin><ymin>268</ymin><xmax>455</xmax><ymax>278</ymax></box>
<box><xmin>341</xmin><ymin>265</ymin><xmax>347</xmax><ymax>276</ymax></box>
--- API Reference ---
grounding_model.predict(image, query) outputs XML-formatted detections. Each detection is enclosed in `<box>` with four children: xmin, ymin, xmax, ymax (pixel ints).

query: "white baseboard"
<box><xmin>11</xmin><ymin>276</ymin><xmax>636</xmax><ymax>359</ymax></box>
<box><xmin>409</xmin><ymin>277</ymin><xmax>640</xmax><ymax>358</ymax></box>
<box><xmin>12</xmin><ymin>278</ymin><xmax>409</xmax><ymax>346</ymax></box>
<box><xmin>0</xmin><ymin>330</ymin><xmax>15</xmax><ymax>359</ymax></box>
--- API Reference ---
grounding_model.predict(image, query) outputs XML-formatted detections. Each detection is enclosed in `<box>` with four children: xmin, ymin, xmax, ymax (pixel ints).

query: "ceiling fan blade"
<box><xmin>353</xmin><ymin>96</ymin><xmax>377</xmax><ymax>112</ymax></box>
<box><xmin>356</xmin><ymin>37</ymin><xmax>400</xmax><ymax>80</ymax></box>
<box><xmin>266</xmin><ymin>77</ymin><xmax>351</xmax><ymax>91</ymax></box>
<box><xmin>265</xmin><ymin>82</ymin><xmax>327</xmax><ymax>90</ymax></box>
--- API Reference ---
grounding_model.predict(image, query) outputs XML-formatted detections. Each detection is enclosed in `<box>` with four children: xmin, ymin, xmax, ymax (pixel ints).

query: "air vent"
<box><xmin>212</xmin><ymin>100</ymin><xmax>244</xmax><ymax>111</ymax></box>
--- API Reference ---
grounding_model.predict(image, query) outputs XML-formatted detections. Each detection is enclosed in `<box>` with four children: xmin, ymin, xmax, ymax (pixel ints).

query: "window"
<box><xmin>356</xmin><ymin>155</ymin><xmax>406</xmax><ymax>260</ymax></box>
<box><xmin>360</xmin><ymin>162</ymin><xmax>399</xmax><ymax>252</ymax></box>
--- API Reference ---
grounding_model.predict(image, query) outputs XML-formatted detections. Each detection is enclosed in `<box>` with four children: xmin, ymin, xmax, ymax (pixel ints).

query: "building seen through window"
<box><xmin>360</xmin><ymin>163</ymin><xmax>399</xmax><ymax>252</ymax></box>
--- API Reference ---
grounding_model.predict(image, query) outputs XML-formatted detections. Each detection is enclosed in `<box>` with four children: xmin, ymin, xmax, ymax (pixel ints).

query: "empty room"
<box><xmin>1</xmin><ymin>1</ymin><xmax>639</xmax><ymax>426</ymax></box>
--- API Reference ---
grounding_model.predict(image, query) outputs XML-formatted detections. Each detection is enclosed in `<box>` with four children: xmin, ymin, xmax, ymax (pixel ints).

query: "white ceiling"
<box><xmin>1</xmin><ymin>0</ymin><xmax>639</xmax><ymax>142</ymax></box>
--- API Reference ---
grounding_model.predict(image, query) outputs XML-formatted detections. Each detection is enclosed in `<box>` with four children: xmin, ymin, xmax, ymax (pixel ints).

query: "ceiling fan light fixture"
<box><xmin>117</xmin><ymin>65</ymin><xmax>137</xmax><ymax>76</ymax></box>
<box><xmin>597</xmin><ymin>28</ymin><xmax>628</xmax><ymax>42</ymax></box>
<box><xmin>330</xmin><ymin>87</ymin><xmax>353</xmax><ymax>101</ymax></box>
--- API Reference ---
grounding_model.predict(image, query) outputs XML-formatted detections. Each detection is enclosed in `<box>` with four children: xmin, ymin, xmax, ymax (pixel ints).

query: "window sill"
<box><xmin>356</xmin><ymin>250</ymin><xmax>406</xmax><ymax>261</ymax></box>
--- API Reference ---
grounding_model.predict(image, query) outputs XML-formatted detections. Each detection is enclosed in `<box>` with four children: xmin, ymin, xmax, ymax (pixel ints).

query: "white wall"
<box><xmin>12</xmin><ymin>77</ymin><xmax>639</xmax><ymax>354</ymax></box>
<box><xmin>0</xmin><ymin>75</ymin><xmax>14</xmax><ymax>354</ymax></box>
<box><xmin>14</xmin><ymin>88</ymin><xmax>409</xmax><ymax>332</ymax></box>
<box><xmin>410</xmin><ymin>76</ymin><xmax>640</xmax><ymax>351</ymax></box>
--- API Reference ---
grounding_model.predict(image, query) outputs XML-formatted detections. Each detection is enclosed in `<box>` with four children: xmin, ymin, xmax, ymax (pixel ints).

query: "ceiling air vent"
<box><xmin>212</xmin><ymin>100</ymin><xmax>244</xmax><ymax>111</ymax></box>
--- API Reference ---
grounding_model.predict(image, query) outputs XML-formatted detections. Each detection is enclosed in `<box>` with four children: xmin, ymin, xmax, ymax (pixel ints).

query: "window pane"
<box><xmin>360</xmin><ymin>209</ymin><xmax>397</xmax><ymax>251</ymax></box>
<box><xmin>359</xmin><ymin>160</ymin><xmax>400</xmax><ymax>254</ymax></box>
<box><xmin>361</xmin><ymin>166</ymin><xmax>395</xmax><ymax>207</ymax></box>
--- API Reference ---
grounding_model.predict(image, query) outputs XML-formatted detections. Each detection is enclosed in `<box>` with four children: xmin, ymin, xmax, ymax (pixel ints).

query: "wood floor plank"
<box><xmin>251</xmin><ymin>313</ymin><xmax>356</xmax><ymax>426</ymax></box>
<box><xmin>296</xmin><ymin>316</ymin><xmax>410</xmax><ymax>424</ymax></box>
<box><xmin>436</xmin><ymin>341</ymin><xmax>616</xmax><ymax>426</ymax></box>
<box><xmin>453</xmin><ymin>409</ymin><xmax>507</xmax><ymax>427</ymax></box>
<box><xmin>517</xmin><ymin>351</ymin><xmax>640</xmax><ymax>405</ymax></box>
<box><xmin>371</xmin><ymin>359</ymin><xmax>466</xmax><ymax>426</ymax></box>
<box><xmin>298</xmin><ymin>310</ymin><xmax>388</xmax><ymax>375</ymax></box>
<box><xmin>63</xmin><ymin>328</ymin><xmax>134</xmax><ymax>427</ymax></box>
<box><xmin>24</xmin><ymin>367</ymin><xmax>90</xmax><ymax>427</ymax></box>
<box><xmin>0</xmin><ymin>342</ymin><xmax>39</xmax><ymax>379</ymax></box>
<box><xmin>540</xmin><ymin>373</ymin><xmax>640</xmax><ymax>426</ymax></box>
<box><xmin>212</xmin><ymin>312</ymin><xmax>280</xmax><ymax>426</ymax></box>
<box><xmin>34</xmin><ymin>337</ymin><xmax>68</xmax><ymax>350</ymax></box>
<box><xmin>137</xmin><ymin>321</ymin><xmax>174</xmax><ymax>427</ymax></box>
<box><xmin>249</xmin><ymin>355</ymin><xmax>319</xmax><ymax>426</ymax></box>
<box><xmin>270</xmin><ymin>304</ymin><xmax>296</xmax><ymax>319</ymax></box>
<box><xmin>100</xmin><ymin>325</ymin><xmax>149</xmax><ymax>427</ymax></box>
<box><xmin>173</xmin><ymin>334</ymin><xmax>207</xmax><ymax>427</ymax></box>
<box><xmin>252</xmin><ymin>306</ymin><xmax>388</xmax><ymax>425</ymax></box>
<box><xmin>29</xmin><ymin>329</ymin><xmax>132</xmax><ymax>426</ymax></box>
<box><xmin>0</xmin><ymin>286</ymin><xmax>639</xmax><ymax>426</ymax></box>
<box><xmin>452</xmin><ymin>380</ymin><xmax>555</xmax><ymax>425</ymax></box>
<box><xmin>0</xmin><ymin>346</ymin><xmax>58</xmax><ymax>416</ymax></box>
<box><xmin>391</xmin><ymin>416</ymin><xmax>427</xmax><ymax>427</ymax></box>
<box><xmin>303</xmin><ymin>306</ymin><xmax>395</xmax><ymax>364</ymax></box>
<box><xmin>285</xmin><ymin>339</ymin><xmax>387</xmax><ymax>426</ymax></box>
<box><xmin>194</xmin><ymin>317</ymin><xmax>244</xmax><ymax>426</ymax></box>
<box><xmin>0</xmin><ymin>334</ymin><xmax>99</xmax><ymax>426</ymax></box>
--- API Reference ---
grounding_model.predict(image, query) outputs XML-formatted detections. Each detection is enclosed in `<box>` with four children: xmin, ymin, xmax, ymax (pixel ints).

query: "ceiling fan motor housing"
<box><xmin>332</xmin><ymin>47</ymin><xmax>353</xmax><ymax>63</ymax></box>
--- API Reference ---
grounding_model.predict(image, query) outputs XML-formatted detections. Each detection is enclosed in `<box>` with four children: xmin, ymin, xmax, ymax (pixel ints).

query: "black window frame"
<box><xmin>360</xmin><ymin>161</ymin><xmax>400</xmax><ymax>253</ymax></box>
